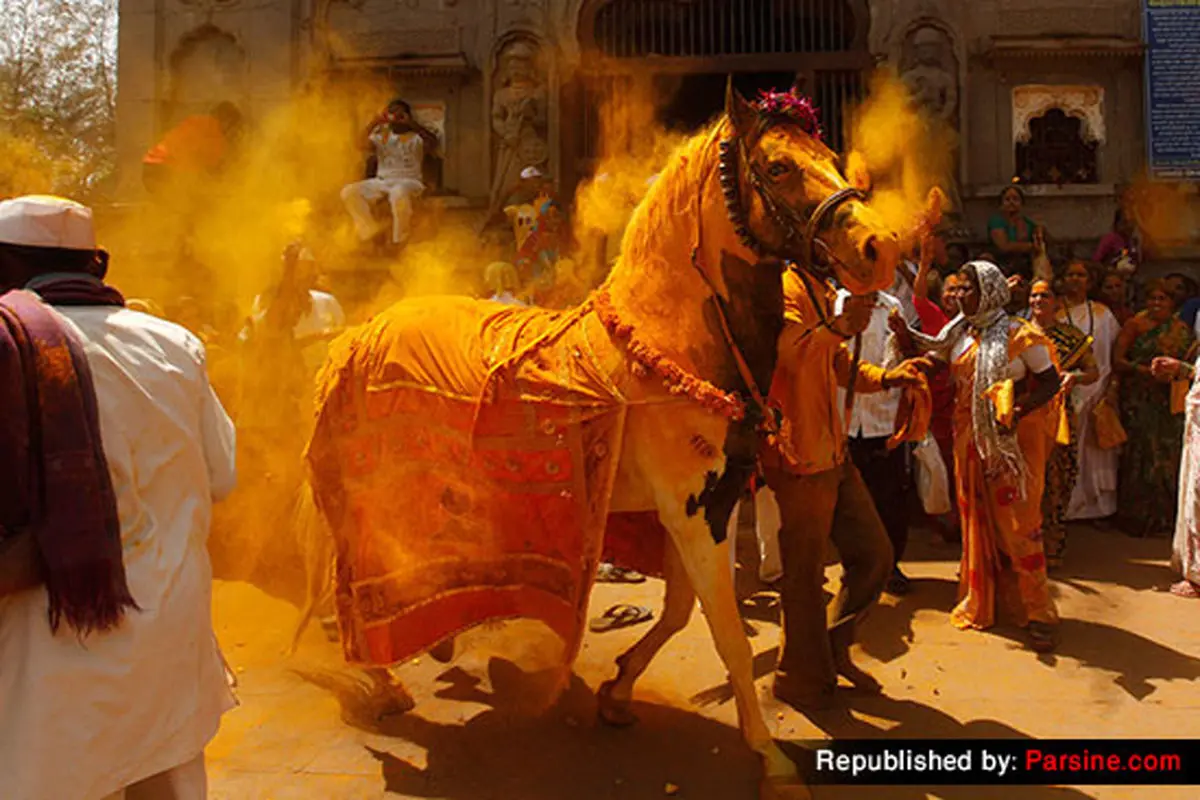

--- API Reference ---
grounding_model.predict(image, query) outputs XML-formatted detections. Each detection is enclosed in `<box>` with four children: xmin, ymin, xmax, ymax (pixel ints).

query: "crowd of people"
<box><xmin>2</xmin><ymin>107</ymin><xmax>1199</xmax><ymax>796</ymax></box>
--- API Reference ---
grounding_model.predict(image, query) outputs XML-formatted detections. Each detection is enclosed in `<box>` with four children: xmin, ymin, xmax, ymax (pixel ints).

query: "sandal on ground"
<box><xmin>1169</xmin><ymin>580</ymin><xmax>1200</xmax><ymax>599</ymax></box>
<box><xmin>1027</xmin><ymin>621</ymin><xmax>1058</xmax><ymax>653</ymax></box>
<box><xmin>589</xmin><ymin>604</ymin><xmax>653</xmax><ymax>632</ymax></box>
<box><xmin>595</xmin><ymin>563</ymin><xmax>647</xmax><ymax>584</ymax></box>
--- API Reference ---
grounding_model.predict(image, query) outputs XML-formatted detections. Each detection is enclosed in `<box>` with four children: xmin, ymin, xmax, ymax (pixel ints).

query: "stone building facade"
<box><xmin>117</xmin><ymin>0</ymin><xmax>1153</xmax><ymax>251</ymax></box>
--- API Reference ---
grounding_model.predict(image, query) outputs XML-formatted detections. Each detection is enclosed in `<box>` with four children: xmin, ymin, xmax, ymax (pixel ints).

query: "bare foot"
<box><xmin>1169</xmin><ymin>580</ymin><xmax>1200</xmax><ymax>599</ymax></box>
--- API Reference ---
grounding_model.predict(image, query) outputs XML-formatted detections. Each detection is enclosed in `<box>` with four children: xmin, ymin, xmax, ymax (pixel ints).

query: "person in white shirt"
<box><xmin>340</xmin><ymin>99</ymin><xmax>440</xmax><ymax>247</ymax></box>
<box><xmin>835</xmin><ymin>288</ymin><xmax>914</xmax><ymax>595</ymax></box>
<box><xmin>0</xmin><ymin>195</ymin><xmax>237</xmax><ymax>799</ymax></box>
<box><xmin>245</xmin><ymin>244</ymin><xmax>347</xmax><ymax>376</ymax></box>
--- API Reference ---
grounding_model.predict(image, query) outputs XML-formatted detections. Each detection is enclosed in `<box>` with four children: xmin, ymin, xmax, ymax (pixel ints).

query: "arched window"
<box><xmin>168</xmin><ymin>26</ymin><xmax>246</xmax><ymax>122</ymax></box>
<box><xmin>1015</xmin><ymin>108</ymin><xmax>1099</xmax><ymax>186</ymax></box>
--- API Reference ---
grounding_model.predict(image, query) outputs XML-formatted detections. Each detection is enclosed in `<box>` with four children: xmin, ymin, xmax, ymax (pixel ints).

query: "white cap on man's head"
<box><xmin>0</xmin><ymin>195</ymin><xmax>97</xmax><ymax>251</ymax></box>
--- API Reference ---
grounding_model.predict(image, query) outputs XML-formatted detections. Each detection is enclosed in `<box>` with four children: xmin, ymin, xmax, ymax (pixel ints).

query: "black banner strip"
<box><xmin>792</xmin><ymin>739</ymin><xmax>1200</xmax><ymax>785</ymax></box>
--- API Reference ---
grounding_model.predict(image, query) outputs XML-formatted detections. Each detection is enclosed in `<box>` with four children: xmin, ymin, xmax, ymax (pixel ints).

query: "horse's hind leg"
<box><xmin>596</xmin><ymin>537</ymin><xmax>695</xmax><ymax>727</ymax></box>
<box><xmin>655</xmin><ymin>496</ymin><xmax>810</xmax><ymax>800</ymax></box>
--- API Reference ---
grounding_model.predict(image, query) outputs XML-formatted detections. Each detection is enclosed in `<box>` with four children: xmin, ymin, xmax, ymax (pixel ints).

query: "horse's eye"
<box><xmin>766</xmin><ymin>162</ymin><xmax>790</xmax><ymax>179</ymax></box>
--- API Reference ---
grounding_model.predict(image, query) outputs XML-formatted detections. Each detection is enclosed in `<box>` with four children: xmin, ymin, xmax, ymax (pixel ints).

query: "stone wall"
<box><xmin>117</xmin><ymin>0</ymin><xmax>1179</xmax><ymax>261</ymax></box>
<box><xmin>869</xmin><ymin>0</ymin><xmax>1147</xmax><ymax>253</ymax></box>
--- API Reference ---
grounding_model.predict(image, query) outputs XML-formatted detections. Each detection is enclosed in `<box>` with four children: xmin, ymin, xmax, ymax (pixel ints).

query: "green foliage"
<box><xmin>0</xmin><ymin>0</ymin><xmax>118</xmax><ymax>199</ymax></box>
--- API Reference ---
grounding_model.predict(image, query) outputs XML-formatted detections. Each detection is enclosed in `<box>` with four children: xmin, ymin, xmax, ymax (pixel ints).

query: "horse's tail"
<box><xmin>288</xmin><ymin>478</ymin><xmax>335</xmax><ymax>656</ymax></box>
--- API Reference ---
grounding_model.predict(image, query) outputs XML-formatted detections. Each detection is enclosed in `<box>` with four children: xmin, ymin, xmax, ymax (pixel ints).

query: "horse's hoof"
<box><xmin>367</xmin><ymin>677</ymin><xmax>416</xmax><ymax>721</ymax></box>
<box><xmin>760</xmin><ymin>775</ymin><xmax>814</xmax><ymax>800</ymax></box>
<box><xmin>371</xmin><ymin>691</ymin><xmax>415</xmax><ymax>721</ymax></box>
<box><xmin>596</xmin><ymin>680</ymin><xmax>638</xmax><ymax>728</ymax></box>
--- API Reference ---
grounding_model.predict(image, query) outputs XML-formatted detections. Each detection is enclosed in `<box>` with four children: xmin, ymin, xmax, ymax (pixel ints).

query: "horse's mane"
<box><xmin>618</xmin><ymin>120</ymin><xmax>726</xmax><ymax>271</ymax></box>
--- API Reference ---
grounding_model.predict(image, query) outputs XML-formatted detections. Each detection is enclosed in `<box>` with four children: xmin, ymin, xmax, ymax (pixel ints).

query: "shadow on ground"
<box><xmin>367</xmin><ymin>659</ymin><xmax>758</xmax><ymax>799</ymax></box>
<box><xmin>991</xmin><ymin>618</ymin><xmax>1200</xmax><ymax>701</ymax></box>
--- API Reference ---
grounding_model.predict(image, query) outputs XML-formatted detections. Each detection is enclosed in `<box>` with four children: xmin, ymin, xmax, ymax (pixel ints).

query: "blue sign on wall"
<box><xmin>1144</xmin><ymin>0</ymin><xmax>1200</xmax><ymax>180</ymax></box>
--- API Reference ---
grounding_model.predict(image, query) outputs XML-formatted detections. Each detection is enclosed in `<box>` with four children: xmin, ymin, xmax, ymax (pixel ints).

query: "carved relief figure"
<box><xmin>488</xmin><ymin>37</ymin><xmax>549</xmax><ymax>217</ymax></box>
<box><xmin>900</xmin><ymin>23</ymin><xmax>963</xmax><ymax>219</ymax></box>
<box><xmin>900</xmin><ymin>25</ymin><xmax>958</xmax><ymax>127</ymax></box>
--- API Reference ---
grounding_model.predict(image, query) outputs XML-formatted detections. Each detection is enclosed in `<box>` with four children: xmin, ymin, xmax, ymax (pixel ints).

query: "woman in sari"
<box><xmin>1149</xmin><ymin>352</ymin><xmax>1200</xmax><ymax>598</ymax></box>
<box><xmin>1060</xmin><ymin>260</ymin><xmax>1122</xmax><ymax>523</ymax></box>
<box><xmin>1114</xmin><ymin>281</ymin><xmax>1195</xmax><ymax>537</ymax></box>
<box><xmin>902</xmin><ymin>261</ymin><xmax>1063</xmax><ymax>651</ymax></box>
<box><xmin>1028</xmin><ymin>280</ymin><xmax>1100</xmax><ymax>568</ymax></box>
<box><xmin>1099</xmin><ymin>270</ymin><xmax>1133</xmax><ymax>327</ymax></box>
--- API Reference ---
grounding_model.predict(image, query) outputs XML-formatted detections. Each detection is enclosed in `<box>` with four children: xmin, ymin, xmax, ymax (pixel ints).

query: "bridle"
<box><xmin>691</xmin><ymin>109</ymin><xmax>872</xmax><ymax>437</ymax></box>
<box><xmin>717</xmin><ymin>115</ymin><xmax>867</xmax><ymax>280</ymax></box>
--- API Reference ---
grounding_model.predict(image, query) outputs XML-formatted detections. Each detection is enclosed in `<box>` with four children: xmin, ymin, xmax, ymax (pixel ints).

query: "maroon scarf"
<box><xmin>0</xmin><ymin>277</ymin><xmax>136</xmax><ymax>635</ymax></box>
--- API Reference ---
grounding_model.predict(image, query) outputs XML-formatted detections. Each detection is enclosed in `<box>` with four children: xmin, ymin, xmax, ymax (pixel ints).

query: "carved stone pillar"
<box><xmin>486</xmin><ymin>34</ymin><xmax>551</xmax><ymax>217</ymax></box>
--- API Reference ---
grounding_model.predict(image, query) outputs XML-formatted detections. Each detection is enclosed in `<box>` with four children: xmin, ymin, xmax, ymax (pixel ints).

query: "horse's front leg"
<box><xmin>597</xmin><ymin>536</ymin><xmax>696</xmax><ymax>727</ymax></box>
<box><xmin>654</xmin><ymin>488</ymin><xmax>810</xmax><ymax>799</ymax></box>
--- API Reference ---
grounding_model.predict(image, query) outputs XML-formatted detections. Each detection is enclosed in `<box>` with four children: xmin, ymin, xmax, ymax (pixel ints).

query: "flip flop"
<box><xmin>589</xmin><ymin>604</ymin><xmax>653</xmax><ymax>632</ymax></box>
<box><xmin>595</xmin><ymin>563</ymin><xmax>647</xmax><ymax>584</ymax></box>
<box><xmin>1169</xmin><ymin>580</ymin><xmax>1200</xmax><ymax>599</ymax></box>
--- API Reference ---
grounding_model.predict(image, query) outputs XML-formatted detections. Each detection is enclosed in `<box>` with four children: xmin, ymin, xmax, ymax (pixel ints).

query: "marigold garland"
<box><xmin>593</xmin><ymin>290</ymin><xmax>746</xmax><ymax>422</ymax></box>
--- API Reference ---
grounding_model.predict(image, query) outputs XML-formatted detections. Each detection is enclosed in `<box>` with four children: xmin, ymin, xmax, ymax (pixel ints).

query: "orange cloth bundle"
<box><xmin>1172</xmin><ymin>379</ymin><xmax>1189</xmax><ymax>416</ymax></box>
<box><xmin>888</xmin><ymin>376</ymin><xmax>932</xmax><ymax>450</ymax></box>
<box><xmin>984</xmin><ymin>379</ymin><xmax>1016</xmax><ymax>428</ymax></box>
<box><xmin>1091</xmin><ymin>397</ymin><xmax>1127</xmax><ymax>449</ymax></box>
<box><xmin>1055</xmin><ymin>402</ymin><xmax>1072</xmax><ymax>446</ymax></box>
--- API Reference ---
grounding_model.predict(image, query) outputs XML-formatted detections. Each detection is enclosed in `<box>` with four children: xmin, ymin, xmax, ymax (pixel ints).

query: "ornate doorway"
<box><xmin>565</xmin><ymin>0</ymin><xmax>873</xmax><ymax>188</ymax></box>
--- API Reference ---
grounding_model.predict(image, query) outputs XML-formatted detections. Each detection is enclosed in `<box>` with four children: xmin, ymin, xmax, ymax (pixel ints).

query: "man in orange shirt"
<box><xmin>142</xmin><ymin>102</ymin><xmax>243</xmax><ymax>201</ymax></box>
<box><xmin>762</xmin><ymin>268</ymin><xmax>929</xmax><ymax>711</ymax></box>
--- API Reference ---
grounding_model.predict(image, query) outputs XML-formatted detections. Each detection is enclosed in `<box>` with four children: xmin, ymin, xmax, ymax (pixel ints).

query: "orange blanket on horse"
<box><xmin>306</xmin><ymin>296</ymin><xmax>666</xmax><ymax>668</ymax></box>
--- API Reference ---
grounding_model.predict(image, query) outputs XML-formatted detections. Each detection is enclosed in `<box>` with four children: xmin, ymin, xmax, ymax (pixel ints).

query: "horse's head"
<box><xmin>720</xmin><ymin>83</ymin><xmax>900</xmax><ymax>294</ymax></box>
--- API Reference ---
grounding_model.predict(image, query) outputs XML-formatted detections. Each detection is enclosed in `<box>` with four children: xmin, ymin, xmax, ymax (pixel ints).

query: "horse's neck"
<box><xmin>605</xmin><ymin>188</ymin><xmax>731</xmax><ymax>373</ymax></box>
<box><xmin>604</xmin><ymin>190</ymin><xmax>784</xmax><ymax>397</ymax></box>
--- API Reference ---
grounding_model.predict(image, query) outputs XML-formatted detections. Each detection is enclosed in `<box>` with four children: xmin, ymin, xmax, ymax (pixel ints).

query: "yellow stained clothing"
<box><xmin>952</xmin><ymin>318</ymin><xmax>1061</xmax><ymax>630</ymax></box>
<box><xmin>763</xmin><ymin>270</ymin><xmax>889</xmax><ymax>475</ymax></box>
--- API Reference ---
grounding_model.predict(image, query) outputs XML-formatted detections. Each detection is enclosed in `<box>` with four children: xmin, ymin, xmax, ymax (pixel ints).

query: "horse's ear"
<box><xmin>845</xmin><ymin>151</ymin><xmax>872</xmax><ymax>193</ymax></box>
<box><xmin>725</xmin><ymin>76</ymin><xmax>755</xmax><ymax>136</ymax></box>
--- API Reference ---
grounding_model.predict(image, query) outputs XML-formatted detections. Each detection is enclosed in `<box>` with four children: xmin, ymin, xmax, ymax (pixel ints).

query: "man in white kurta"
<box><xmin>0</xmin><ymin>196</ymin><xmax>237</xmax><ymax>800</ymax></box>
<box><xmin>340</xmin><ymin>99</ymin><xmax>432</xmax><ymax>246</ymax></box>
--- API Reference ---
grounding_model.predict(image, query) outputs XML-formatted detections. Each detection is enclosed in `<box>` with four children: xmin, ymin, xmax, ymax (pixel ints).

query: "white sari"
<box><xmin>1174</xmin><ymin>356</ymin><xmax>1200</xmax><ymax>585</ymax></box>
<box><xmin>1060</xmin><ymin>299</ymin><xmax>1120</xmax><ymax>520</ymax></box>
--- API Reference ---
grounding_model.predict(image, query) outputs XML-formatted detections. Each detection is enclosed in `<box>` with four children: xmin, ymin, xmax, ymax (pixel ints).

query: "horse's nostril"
<box><xmin>863</xmin><ymin>237</ymin><xmax>879</xmax><ymax>262</ymax></box>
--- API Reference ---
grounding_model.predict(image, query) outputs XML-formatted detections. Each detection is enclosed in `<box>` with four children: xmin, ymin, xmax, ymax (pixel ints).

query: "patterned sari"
<box><xmin>951</xmin><ymin>320</ymin><xmax>1060</xmax><ymax>630</ymax></box>
<box><xmin>1039</xmin><ymin>321</ymin><xmax>1095</xmax><ymax>565</ymax></box>
<box><xmin>1118</xmin><ymin>313</ymin><xmax>1195</xmax><ymax>536</ymax></box>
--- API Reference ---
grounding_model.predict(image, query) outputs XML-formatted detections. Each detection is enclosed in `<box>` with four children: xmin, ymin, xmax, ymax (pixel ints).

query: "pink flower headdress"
<box><xmin>755</xmin><ymin>89</ymin><xmax>823</xmax><ymax>140</ymax></box>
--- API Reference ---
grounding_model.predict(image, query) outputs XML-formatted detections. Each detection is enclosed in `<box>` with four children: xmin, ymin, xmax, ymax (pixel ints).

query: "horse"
<box><xmin>295</xmin><ymin>83</ymin><xmax>905</xmax><ymax>800</ymax></box>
